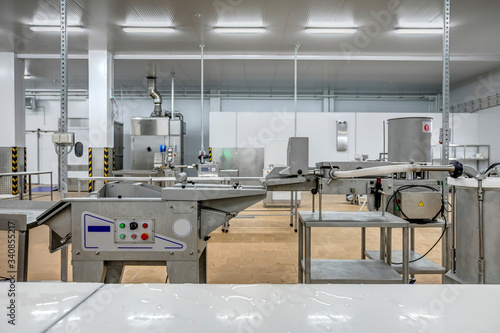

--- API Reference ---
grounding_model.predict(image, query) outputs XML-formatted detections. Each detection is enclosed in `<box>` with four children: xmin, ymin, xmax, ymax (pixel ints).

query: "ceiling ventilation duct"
<box><xmin>147</xmin><ymin>76</ymin><xmax>162</xmax><ymax>117</ymax></box>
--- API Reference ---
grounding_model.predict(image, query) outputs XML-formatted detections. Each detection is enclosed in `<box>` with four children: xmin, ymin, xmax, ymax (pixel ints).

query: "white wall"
<box><xmin>209</xmin><ymin>112</ymin><xmax>475</xmax><ymax>167</ymax></box>
<box><xmin>478</xmin><ymin>107</ymin><xmax>500</xmax><ymax>163</ymax></box>
<box><xmin>451</xmin><ymin>67</ymin><xmax>500</xmax><ymax>166</ymax></box>
<box><xmin>451</xmin><ymin>67</ymin><xmax>500</xmax><ymax>106</ymax></box>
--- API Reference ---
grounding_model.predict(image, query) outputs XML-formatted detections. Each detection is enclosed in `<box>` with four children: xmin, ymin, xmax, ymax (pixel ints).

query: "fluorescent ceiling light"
<box><xmin>396</xmin><ymin>28</ymin><xmax>443</xmax><ymax>35</ymax></box>
<box><xmin>214</xmin><ymin>27</ymin><xmax>266</xmax><ymax>34</ymax></box>
<box><xmin>122</xmin><ymin>27</ymin><xmax>175</xmax><ymax>33</ymax></box>
<box><xmin>30</xmin><ymin>26</ymin><xmax>84</xmax><ymax>32</ymax></box>
<box><xmin>305</xmin><ymin>28</ymin><xmax>357</xmax><ymax>34</ymax></box>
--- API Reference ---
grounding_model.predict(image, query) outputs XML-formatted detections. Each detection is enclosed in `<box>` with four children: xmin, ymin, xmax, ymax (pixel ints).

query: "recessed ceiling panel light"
<box><xmin>305</xmin><ymin>28</ymin><xmax>357</xmax><ymax>34</ymax></box>
<box><xmin>395</xmin><ymin>28</ymin><xmax>443</xmax><ymax>34</ymax></box>
<box><xmin>30</xmin><ymin>26</ymin><xmax>84</xmax><ymax>32</ymax></box>
<box><xmin>122</xmin><ymin>27</ymin><xmax>176</xmax><ymax>33</ymax></box>
<box><xmin>214</xmin><ymin>27</ymin><xmax>266</xmax><ymax>34</ymax></box>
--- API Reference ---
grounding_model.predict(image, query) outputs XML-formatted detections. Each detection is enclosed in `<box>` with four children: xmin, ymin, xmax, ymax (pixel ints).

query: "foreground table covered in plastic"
<box><xmin>1</xmin><ymin>283</ymin><xmax>499</xmax><ymax>332</ymax></box>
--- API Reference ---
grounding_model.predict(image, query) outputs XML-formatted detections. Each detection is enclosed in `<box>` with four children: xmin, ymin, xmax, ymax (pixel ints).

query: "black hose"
<box><xmin>485</xmin><ymin>162</ymin><xmax>500</xmax><ymax>174</ymax></box>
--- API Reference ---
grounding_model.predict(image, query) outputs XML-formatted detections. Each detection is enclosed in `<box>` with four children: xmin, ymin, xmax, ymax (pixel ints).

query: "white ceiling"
<box><xmin>5</xmin><ymin>0</ymin><xmax>500</xmax><ymax>93</ymax></box>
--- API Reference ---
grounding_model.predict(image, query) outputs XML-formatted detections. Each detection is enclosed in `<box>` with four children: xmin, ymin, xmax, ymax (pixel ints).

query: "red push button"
<box><xmin>131</xmin><ymin>234</ymin><xmax>137</xmax><ymax>239</ymax></box>
<box><xmin>141</xmin><ymin>233</ymin><xmax>149</xmax><ymax>240</ymax></box>
<box><xmin>142</xmin><ymin>223</ymin><xmax>148</xmax><ymax>228</ymax></box>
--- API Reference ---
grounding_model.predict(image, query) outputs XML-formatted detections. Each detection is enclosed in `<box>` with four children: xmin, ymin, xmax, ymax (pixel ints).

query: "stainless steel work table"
<box><xmin>365</xmin><ymin>220</ymin><xmax>449</xmax><ymax>277</ymax></box>
<box><xmin>298</xmin><ymin>211</ymin><xmax>410</xmax><ymax>284</ymax></box>
<box><xmin>0</xmin><ymin>201</ymin><xmax>54</xmax><ymax>281</ymax></box>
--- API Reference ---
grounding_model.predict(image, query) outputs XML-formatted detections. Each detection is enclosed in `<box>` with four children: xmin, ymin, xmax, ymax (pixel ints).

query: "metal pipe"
<box><xmin>173</xmin><ymin>111</ymin><xmax>184</xmax><ymax>122</ymax></box>
<box><xmin>331</xmin><ymin>164</ymin><xmax>456</xmax><ymax>179</ymax></box>
<box><xmin>294</xmin><ymin>44</ymin><xmax>300</xmax><ymax>136</ymax></box>
<box><xmin>171</xmin><ymin>72</ymin><xmax>175</xmax><ymax>114</ymax></box>
<box><xmin>200</xmin><ymin>44</ymin><xmax>205</xmax><ymax>152</ymax></box>
<box><xmin>147</xmin><ymin>76</ymin><xmax>162</xmax><ymax>116</ymax></box>
<box><xmin>478</xmin><ymin>179</ymin><xmax>485</xmax><ymax>284</ymax></box>
<box><xmin>382</xmin><ymin>120</ymin><xmax>386</xmax><ymax>161</ymax></box>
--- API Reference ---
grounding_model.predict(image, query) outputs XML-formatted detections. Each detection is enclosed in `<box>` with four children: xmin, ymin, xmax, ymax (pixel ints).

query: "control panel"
<box><xmin>114</xmin><ymin>219</ymin><xmax>155</xmax><ymax>244</ymax></box>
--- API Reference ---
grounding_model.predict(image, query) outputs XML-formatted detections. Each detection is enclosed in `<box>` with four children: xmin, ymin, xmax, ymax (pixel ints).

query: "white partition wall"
<box><xmin>210</xmin><ymin>112</ymin><xmax>478</xmax><ymax>167</ymax></box>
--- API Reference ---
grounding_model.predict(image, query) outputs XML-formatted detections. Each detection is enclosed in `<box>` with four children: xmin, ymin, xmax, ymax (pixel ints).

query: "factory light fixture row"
<box><xmin>122</xmin><ymin>27</ymin><xmax>176</xmax><ymax>33</ymax></box>
<box><xmin>305</xmin><ymin>28</ymin><xmax>357</xmax><ymax>34</ymax></box>
<box><xmin>395</xmin><ymin>28</ymin><xmax>443</xmax><ymax>34</ymax></box>
<box><xmin>30</xmin><ymin>26</ymin><xmax>84</xmax><ymax>32</ymax></box>
<box><xmin>214</xmin><ymin>27</ymin><xmax>266</xmax><ymax>34</ymax></box>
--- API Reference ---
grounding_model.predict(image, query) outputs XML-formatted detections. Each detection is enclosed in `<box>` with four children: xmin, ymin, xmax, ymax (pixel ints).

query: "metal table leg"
<box><xmin>294</xmin><ymin>191</ymin><xmax>298</xmax><ymax>232</ymax></box>
<box><xmin>50</xmin><ymin>172</ymin><xmax>53</xmax><ymax>201</ymax></box>
<box><xmin>298</xmin><ymin>215</ymin><xmax>303</xmax><ymax>283</ymax></box>
<box><xmin>386</xmin><ymin>228</ymin><xmax>392</xmax><ymax>266</ymax></box>
<box><xmin>410</xmin><ymin>227</ymin><xmax>416</xmax><ymax>280</ymax></box>
<box><xmin>289</xmin><ymin>191</ymin><xmax>294</xmax><ymax>227</ymax></box>
<box><xmin>379</xmin><ymin>228</ymin><xmax>386</xmax><ymax>260</ymax></box>
<box><xmin>17</xmin><ymin>230</ymin><xmax>29</xmax><ymax>282</ymax></box>
<box><xmin>312</xmin><ymin>193</ymin><xmax>315</xmax><ymax>213</ymax></box>
<box><xmin>61</xmin><ymin>247</ymin><xmax>68</xmax><ymax>282</ymax></box>
<box><xmin>361</xmin><ymin>227</ymin><xmax>366</xmax><ymax>259</ymax></box>
<box><xmin>402</xmin><ymin>227</ymin><xmax>409</xmax><ymax>284</ymax></box>
<box><xmin>305</xmin><ymin>225</ymin><xmax>311</xmax><ymax>284</ymax></box>
<box><xmin>28</xmin><ymin>174</ymin><xmax>32</xmax><ymax>200</ymax></box>
<box><xmin>19</xmin><ymin>176</ymin><xmax>24</xmax><ymax>200</ymax></box>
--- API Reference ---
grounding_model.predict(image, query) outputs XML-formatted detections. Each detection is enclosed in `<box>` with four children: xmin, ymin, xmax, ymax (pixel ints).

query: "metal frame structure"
<box><xmin>58</xmin><ymin>0</ymin><xmax>69</xmax><ymax>199</ymax></box>
<box><xmin>0</xmin><ymin>171</ymin><xmax>54</xmax><ymax>201</ymax></box>
<box><xmin>441</xmin><ymin>0</ymin><xmax>452</xmax><ymax>274</ymax></box>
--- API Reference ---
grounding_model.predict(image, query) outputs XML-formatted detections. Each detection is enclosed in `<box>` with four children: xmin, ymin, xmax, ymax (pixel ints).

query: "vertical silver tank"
<box><xmin>387</xmin><ymin>117</ymin><xmax>432</xmax><ymax>163</ymax></box>
<box><xmin>446</xmin><ymin>177</ymin><xmax>500</xmax><ymax>284</ymax></box>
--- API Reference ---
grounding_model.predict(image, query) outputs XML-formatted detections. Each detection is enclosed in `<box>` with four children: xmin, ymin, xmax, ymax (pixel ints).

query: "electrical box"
<box><xmin>52</xmin><ymin>132</ymin><xmax>75</xmax><ymax>145</ymax></box>
<box><xmin>397</xmin><ymin>192</ymin><xmax>442</xmax><ymax>221</ymax></box>
<box><xmin>198</xmin><ymin>163</ymin><xmax>220</xmax><ymax>177</ymax></box>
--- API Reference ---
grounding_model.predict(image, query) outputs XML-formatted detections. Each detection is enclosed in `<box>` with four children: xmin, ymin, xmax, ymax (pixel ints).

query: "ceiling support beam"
<box><xmin>16</xmin><ymin>54</ymin><xmax>500</xmax><ymax>62</ymax></box>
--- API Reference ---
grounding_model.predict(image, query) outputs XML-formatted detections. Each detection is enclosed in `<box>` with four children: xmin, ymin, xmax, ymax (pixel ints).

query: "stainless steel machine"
<box><xmin>37</xmin><ymin>181</ymin><xmax>266</xmax><ymax>283</ymax></box>
<box><xmin>388</xmin><ymin>117</ymin><xmax>433</xmax><ymax>163</ymax></box>
<box><xmin>446</xmin><ymin>169</ymin><xmax>500</xmax><ymax>284</ymax></box>
<box><xmin>129</xmin><ymin>76</ymin><xmax>186</xmax><ymax>178</ymax></box>
<box><xmin>36</xmin><ymin>137</ymin><xmax>464</xmax><ymax>284</ymax></box>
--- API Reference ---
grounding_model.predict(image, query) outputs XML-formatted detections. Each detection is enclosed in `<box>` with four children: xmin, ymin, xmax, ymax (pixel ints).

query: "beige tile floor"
<box><xmin>0</xmin><ymin>190</ymin><xmax>445</xmax><ymax>284</ymax></box>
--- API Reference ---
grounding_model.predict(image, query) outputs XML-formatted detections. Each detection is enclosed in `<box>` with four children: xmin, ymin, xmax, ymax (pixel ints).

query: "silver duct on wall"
<box><xmin>147</xmin><ymin>76</ymin><xmax>162</xmax><ymax>117</ymax></box>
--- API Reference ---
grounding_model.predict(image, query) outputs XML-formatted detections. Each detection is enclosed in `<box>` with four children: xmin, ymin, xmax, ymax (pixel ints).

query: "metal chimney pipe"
<box><xmin>171</xmin><ymin>72</ymin><xmax>175</xmax><ymax>114</ymax></box>
<box><xmin>147</xmin><ymin>76</ymin><xmax>162</xmax><ymax>116</ymax></box>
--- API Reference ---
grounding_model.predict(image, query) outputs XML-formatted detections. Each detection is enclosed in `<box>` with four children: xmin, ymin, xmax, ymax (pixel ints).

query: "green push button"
<box><xmin>119</xmin><ymin>223</ymin><xmax>125</xmax><ymax>229</ymax></box>
<box><xmin>119</xmin><ymin>234</ymin><xmax>126</xmax><ymax>239</ymax></box>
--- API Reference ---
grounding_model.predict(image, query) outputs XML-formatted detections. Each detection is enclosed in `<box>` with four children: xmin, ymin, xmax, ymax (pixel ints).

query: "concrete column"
<box><xmin>322</xmin><ymin>89</ymin><xmax>329</xmax><ymax>113</ymax></box>
<box><xmin>0</xmin><ymin>53</ymin><xmax>25</xmax><ymax>147</ymax></box>
<box><xmin>0</xmin><ymin>53</ymin><xmax>25</xmax><ymax>195</ymax></box>
<box><xmin>210</xmin><ymin>88</ymin><xmax>221</xmax><ymax>112</ymax></box>
<box><xmin>88</xmin><ymin>50</ymin><xmax>114</xmax><ymax>190</ymax></box>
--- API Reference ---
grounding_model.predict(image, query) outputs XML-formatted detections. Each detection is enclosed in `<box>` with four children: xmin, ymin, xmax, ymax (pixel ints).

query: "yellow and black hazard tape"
<box><xmin>209</xmin><ymin>147</ymin><xmax>212</xmax><ymax>162</ymax></box>
<box><xmin>11</xmin><ymin>147</ymin><xmax>18</xmax><ymax>195</ymax></box>
<box><xmin>24</xmin><ymin>147</ymin><xmax>27</xmax><ymax>194</ymax></box>
<box><xmin>104</xmin><ymin>148</ymin><xmax>109</xmax><ymax>184</ymax></box>
<box><xmin>88</xmin><ymin>147</ymin><xmax>93</xmax><ymax>192</ymax></box>
<box><xmin>113</xmin><ymin>148</ymin><xmax>116</xmax><ymax>171</ymax></box>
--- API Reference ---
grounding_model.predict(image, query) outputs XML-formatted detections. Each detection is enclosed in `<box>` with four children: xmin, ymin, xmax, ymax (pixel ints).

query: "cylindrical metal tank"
<box><xmin>447</xmin><ymin>177</ymin><xmax>500</xmax><ymax>284</ymax></box>
<box><xmin>387</xmin><ymin>117</ymin><xmax>432</xmax><ymax>163</ymax></box>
